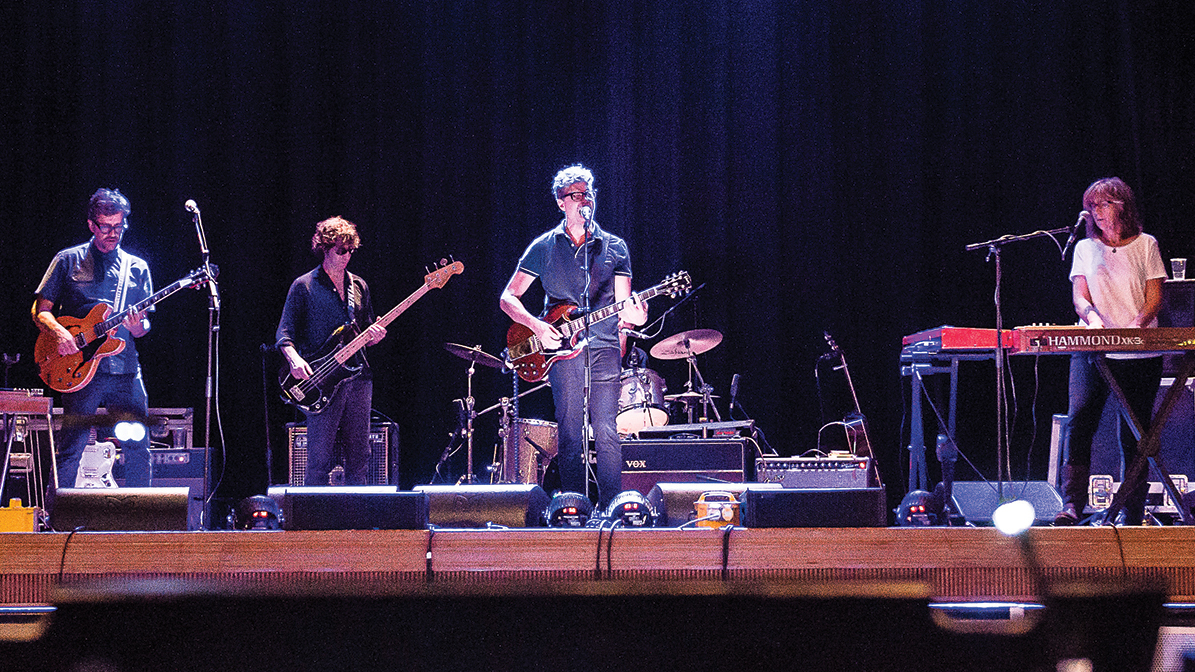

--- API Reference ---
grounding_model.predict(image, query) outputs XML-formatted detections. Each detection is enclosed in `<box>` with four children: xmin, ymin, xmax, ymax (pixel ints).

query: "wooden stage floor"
<box><xmin>5</xmin><ymin>525</ymin><xmax>1195</xmax><ymax>606</ymax></box>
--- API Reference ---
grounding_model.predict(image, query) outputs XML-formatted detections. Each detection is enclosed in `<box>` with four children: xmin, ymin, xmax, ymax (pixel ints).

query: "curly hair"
<box><xmin>310</xmin><ymin>216</ymin><xmax>361</xmax><ymax>256</ymax></box>
<box><xmin>551</xmin><ymin>164</ymin><xmax>594</xmax><ymax>200</ymax></box>
<box><xmin>1082</xmin><ymin>177</ymin><xmax>1143</xmax><ymax>241</ymax></box>
<box><xmin>87</xmin><ymin>188</ymin><xmax>131</xmax><ymax>223</ymax></box>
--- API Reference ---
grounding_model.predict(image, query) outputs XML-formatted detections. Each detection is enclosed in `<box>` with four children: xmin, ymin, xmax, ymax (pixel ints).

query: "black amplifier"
<box><xmin>114</xmin><ymin>447</ymin><xmax>207</xmax><ymax>488</ymax></box>
<box><xmin>288</xmin><ymin>422</ymin><xmax>398</xmax><ymax>486</ymax></box>
<box><xmin>756</xmin><ymin>455</ymin><xmax>872</xmax><ymax>489</ymax></box>
<box><xmin>620</xmin><ymin>438</ymin><xmax>754</xmax><ymax>495</ymax></box>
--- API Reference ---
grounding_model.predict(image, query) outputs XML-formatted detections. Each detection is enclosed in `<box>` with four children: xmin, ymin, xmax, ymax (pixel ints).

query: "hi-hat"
<box><xmin>650</xmin><ymin>329</ymin><xmax>723</xmax><ymax>360</ymax></box>
<box><xmin>664</xmin><ymin>391</ymin><xmax>720</xmax><ymax>402</ymax></box>
<box><xmin>444</xmin><ymin>343</ymin><xmax>506</xmax><ymax>369</ymax></box>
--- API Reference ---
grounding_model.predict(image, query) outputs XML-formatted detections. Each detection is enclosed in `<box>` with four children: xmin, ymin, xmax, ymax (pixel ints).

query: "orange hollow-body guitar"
<box><xmin>504</xmin><ymin>271</ymin><xmax>691</xmax><ymax>382</ymax></box>
<box><xmin>35</xmin><ymin>267</ymin><xmax>210</xmax><ymax>393</ymax></box>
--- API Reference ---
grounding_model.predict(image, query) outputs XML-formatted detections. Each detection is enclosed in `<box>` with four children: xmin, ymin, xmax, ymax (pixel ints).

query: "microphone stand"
<box><xmin>965</xmin><ymin>226</ymin><xmax>1067</xmax><ymax>504</ymax></box>
<box><xmin>580</xmin><ymin>205</ymin><xmax>595</xmax><ymax>504</ymax></box>
<box><xmin>190</xmin><ymin>204</ymin><xmax>220</xmax><ymax>529</ymax></box>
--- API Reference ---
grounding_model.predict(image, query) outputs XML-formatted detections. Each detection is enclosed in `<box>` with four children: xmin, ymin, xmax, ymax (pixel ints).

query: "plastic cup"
<box><xmin>1172</xmin><ymin>258</ymin><xmax>1187</xmax><ymax>280</ymax></box>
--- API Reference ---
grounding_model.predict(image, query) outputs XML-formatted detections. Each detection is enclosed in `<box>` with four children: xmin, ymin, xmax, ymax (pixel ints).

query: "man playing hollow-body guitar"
<box><xmin>32</xmin><ymin>188</ymin><xmax>153</xmax><ymax>489</ymax></box>
<box><xmin>500</xmin><ymin>165</ymin><xmax>647</xmax><ymax>509</ymax></box>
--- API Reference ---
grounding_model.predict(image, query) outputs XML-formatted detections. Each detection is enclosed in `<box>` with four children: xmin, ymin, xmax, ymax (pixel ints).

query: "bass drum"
<box><xmin>616</xmin><ymin>368</ymin><xmax>669</xmax><ymax>436</ymax></box>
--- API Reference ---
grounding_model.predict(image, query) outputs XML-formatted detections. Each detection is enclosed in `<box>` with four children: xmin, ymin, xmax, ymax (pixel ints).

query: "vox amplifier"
<box><xmin>620</xmin><ymin>438</ymin><xmax>754</xmax><ymax>495</ymax></box>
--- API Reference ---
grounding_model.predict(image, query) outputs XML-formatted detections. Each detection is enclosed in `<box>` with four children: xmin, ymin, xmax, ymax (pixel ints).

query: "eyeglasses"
<box><xmin>332</xmin><ymin>246</ymin><xmax>357</xmax><ymax>255</ymax></box>
<box><xmin>560</xmin><ymin>190</ymin><xmax>595</xmax><ymax>202</ymax></box>
<box><xmin>92</xmin><ymin>219</ymin><xmax>125</xmax><ymax>234</ymax></box>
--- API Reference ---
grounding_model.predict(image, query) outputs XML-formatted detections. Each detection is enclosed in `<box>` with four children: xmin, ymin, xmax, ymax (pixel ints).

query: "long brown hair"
<box><xmin>1081</xmin><ymin>177</ymin><xmax>1143</xmax><ymax>242</ymax></box>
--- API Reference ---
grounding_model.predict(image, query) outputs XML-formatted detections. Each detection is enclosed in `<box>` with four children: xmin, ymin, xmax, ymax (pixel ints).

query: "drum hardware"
<box><xmin>444</xmin><ymin>342</ymin><xmax>508</xmax><ymax>370</ymax></box>
<box><xmin>483</xmin><ymin>381</ymin><xmax>551</xmax><ymax>485</ymax></box>
<box><xmin>440</xmin><ymin>343</ymin><xmax>510</xmax><ymax>485</ymax></box>
<box><xmin>652</xmin><ymin>329</ymin><xmax>724</xmax><ymax>424</ymax></box>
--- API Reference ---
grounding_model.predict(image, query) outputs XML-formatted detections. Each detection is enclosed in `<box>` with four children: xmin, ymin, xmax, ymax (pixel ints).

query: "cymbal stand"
<box><xmin>456</xmin><ymin>357</ymin><xmax>479</xmax><ymax>485</ymax></box>
<box><xmin>485</xmin><ymin>381</ymin><xmax>550</xmax><ymax>482</ymax></box>
<box><xmin>685</xmin><ymin>352</ymin><xmax>722</xmax><ymax>423</ymax></box>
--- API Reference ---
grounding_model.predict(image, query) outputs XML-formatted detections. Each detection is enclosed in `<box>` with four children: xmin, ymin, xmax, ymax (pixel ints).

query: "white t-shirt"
<box><xmin>1069</xmin><ymin>232</ymin><xmax>1167</xmax><ymax>358</ymax></box>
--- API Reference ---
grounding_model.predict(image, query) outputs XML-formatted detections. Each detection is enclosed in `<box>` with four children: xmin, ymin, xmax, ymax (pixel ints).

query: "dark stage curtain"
<box><xmin>2</xmin><ymin>1</ymin><xmax>1192</xmax><ymax>508</ymax></box>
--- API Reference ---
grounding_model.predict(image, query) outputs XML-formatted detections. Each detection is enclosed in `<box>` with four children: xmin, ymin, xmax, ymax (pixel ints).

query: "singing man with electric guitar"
<box><xmin>500</xmin><ymin>165</ymin><xmax>648</xmax><ymax>509</ymax></box>
<box><xmin>277</xmin><ymin>216</ymin><xmax>387</xmax><ymax>487</ymax></box>
<box><xmin>32</xmin><ymin>188</ymin><xmax>155</xmax><ymax>489</ymax></box>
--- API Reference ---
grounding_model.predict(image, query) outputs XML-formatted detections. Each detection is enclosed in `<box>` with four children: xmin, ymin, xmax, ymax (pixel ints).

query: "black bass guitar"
<box><xmin>280</xmin><ymin>260</ymin><xmax>463</xmax><ymax>413</ymax></box>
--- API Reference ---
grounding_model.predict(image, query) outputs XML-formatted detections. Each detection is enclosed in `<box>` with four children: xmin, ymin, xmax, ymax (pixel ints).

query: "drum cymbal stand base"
<box><xmin>685</xmin><ymin>353</ymin><xmax>722</xmax><ymax>423</ymax></box>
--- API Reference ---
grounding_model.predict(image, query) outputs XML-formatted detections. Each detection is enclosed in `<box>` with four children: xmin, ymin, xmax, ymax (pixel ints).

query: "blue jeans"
<box><xmin>58</xmin><ymin>370</ymin><xmax>151</xmax><ymax>488</ymax></box>
<box><xmin>548</xmin><ymin>346</ymin><xmax>622</xmax><ymax>508</ymax></box>
<box><xmin>303</xmin><ymin>376</ymin><xmax>373</xmax><ymax>485</ymax></box>
<box><xmin>1062</xmin><ymin>353</ymin><xmax>1163</xmax><ymax>520</ymax></box>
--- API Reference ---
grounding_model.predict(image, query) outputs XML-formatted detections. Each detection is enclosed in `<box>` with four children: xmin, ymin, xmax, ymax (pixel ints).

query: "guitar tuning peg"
<box><xmin>440</xmin><ymin>258</ymin><xmax>448</xmax><ymax>267</ymax></box>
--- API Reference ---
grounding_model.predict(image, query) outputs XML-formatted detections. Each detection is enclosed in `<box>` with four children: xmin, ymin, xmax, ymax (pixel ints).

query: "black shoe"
<box><xmin>1053</xmin><ymin>503</ymin><xmax>1079</xmax><ymax>526</ymax></box>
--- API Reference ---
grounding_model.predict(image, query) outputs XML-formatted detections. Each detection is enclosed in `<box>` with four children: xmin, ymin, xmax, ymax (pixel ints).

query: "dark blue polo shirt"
<box><xmin>35</xmin><ymin>240</ymin><xmax>154</xmax><ymax>375</ymax></box>
<box><xmin>517</xmin><ymin>220</ymin><xmax>632</xmax><ymax>350</ymax></box>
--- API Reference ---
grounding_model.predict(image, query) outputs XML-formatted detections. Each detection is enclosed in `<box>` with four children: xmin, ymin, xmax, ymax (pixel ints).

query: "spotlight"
<box><xmin>605</xmin><ymin>490</ymin><xmax>656</xmax><ymax>527</ymax></box>
<box><xmin>232</xmin><ymin>495</ymin><xmax>284</xmax><ymax>530</ymax></box>
<box><xmin>542</xmin><ymin>492</ymin><xmax>594</xmax><ymax>527</ymax></box>
<box><xmin>113</xmin><ymin>421</ymin><xmax>147</xmax><ymax>443</ymax></box>
<box><xmin>992</xmin><ymin>499</ymin><xmax>1036</xmax><ymax>536</ymax></box>
<box><xmin>896</xmin><ymin>489</ymin><xmax>942</xmax><ymax>526</ymax></box>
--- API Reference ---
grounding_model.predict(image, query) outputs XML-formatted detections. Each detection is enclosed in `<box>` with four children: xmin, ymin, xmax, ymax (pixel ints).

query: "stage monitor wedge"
<box><xmin>52</xmin><ymin>487</ymin><xmax>198</xmax><ymax>531</ymax></box>
<box><xmin>267</xmin><ymin>486</ymin><xmax>428</xmax><ymax>530</ymax></box>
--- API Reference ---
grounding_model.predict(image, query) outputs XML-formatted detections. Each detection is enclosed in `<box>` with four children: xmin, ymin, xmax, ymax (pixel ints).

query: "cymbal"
<box><xmin>444</xmin><ymin>343</ymin><xmax>506</xmax><ymax>369</ymax></box>
<box><xmin>664</xmin><ymin>391</ymin><xmax>720</xmax><ymax>402</ymax></box>
<box><xmin>650</xmin><ymin>329</ymin><xmax>723</xmax><ymax>360</ymax></box>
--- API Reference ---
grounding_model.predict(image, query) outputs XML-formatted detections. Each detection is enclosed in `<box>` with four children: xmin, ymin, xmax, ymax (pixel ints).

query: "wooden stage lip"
<box><xmin>5</xmin><ymin>526</ymin><xmax>1195</xmax><ymax>606</ymax></box>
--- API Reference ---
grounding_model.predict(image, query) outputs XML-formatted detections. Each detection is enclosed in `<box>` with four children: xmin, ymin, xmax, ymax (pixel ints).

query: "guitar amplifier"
<box><xmin>756</xmin><ymin>455</ymin><xmax>873</xmax><ymax>489</ymax></box>
<box><xmin>113</xmin><ymin>447</ymin><xmax>207</xmax><ymax>492</ymax></box>
<box><xmin>288</xmin><ymin>422</ymin><xmax>398</xmax><ymax>486</ymax></box>
<box><xmin>620</xmin><ymin>438</ymin><xmax>754</xmax><ymax>495</ymax></box>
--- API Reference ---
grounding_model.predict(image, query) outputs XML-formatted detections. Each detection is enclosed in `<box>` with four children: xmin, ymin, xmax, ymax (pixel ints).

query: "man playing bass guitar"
<box><xmin>500</xmin><ymin>165</ymin><xmax>647</xmax><ymax>509</ymax></box>
<box><xmin>277</xmin><ymin>216</ymin><xmax>386</xmax><ymax>486</ymax></box>
<box><xmin>32</xmin><ymin>188</ymin><xmax>153</xmax><ymax>490</ymax></box>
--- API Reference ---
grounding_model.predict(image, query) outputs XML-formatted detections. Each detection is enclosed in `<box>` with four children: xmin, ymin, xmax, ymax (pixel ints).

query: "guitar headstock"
<box><xmin>661</xmin><ymin>271</ymin><xmax>692</xmax><ymax>298</ymax></box>
<box><xmin>426</xmin><ymin>258</ymin><xmax>464</xmax><ymax>289</ymax></box>
<box><xmin>186</xmin><ymin>265</ymin><xmax>217</xmax><ymax>289</ymax></box>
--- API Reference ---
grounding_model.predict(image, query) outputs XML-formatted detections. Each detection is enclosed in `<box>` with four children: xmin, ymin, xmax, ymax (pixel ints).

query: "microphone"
<box><xmin>621</xmin><ymin>327</ymin><xmax>652</xmax><ymax>340</ymax></box>
<box><xmin>1062</xmin><ymin>210</ymin><xmax>1088</xmax><ymax>260</ymax></box>
<box><xmin>580</xmin><ymin>205</ymin><xmax>592</xmax><ymax>221</ymax></box>
<box><xmin>729</xmin><ymin>373</ymin><xmax>741</xmax><ymax>413</ymax></box>
<box><xmin>185</xmin><ymin>199</ymin><xmax>200</xmax><ymax>215</ymax></box>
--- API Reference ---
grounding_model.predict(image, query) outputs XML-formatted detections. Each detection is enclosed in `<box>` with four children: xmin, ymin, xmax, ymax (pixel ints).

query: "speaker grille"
<box><xmin>287</xmin><ymin>422</ymin><xmax>398</xmax><ymax>486</ymax></box>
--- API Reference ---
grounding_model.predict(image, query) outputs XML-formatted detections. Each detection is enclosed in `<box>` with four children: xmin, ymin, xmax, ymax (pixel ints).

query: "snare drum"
<box><xmin>616</xmin><ymin>368</ymin><xmax>668</xmax><ymax>435</ymax></box>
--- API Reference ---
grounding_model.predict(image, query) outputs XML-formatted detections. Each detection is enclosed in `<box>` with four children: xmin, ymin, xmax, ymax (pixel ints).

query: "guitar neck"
<box><xmin>331</xmin><ymin>282</ymin><xmax>433</xmax><ymax>365</ymax></box>
<box><xmin>561</xmin><ymin>283</ymin><xmax>669</xmax><ymax>340</ymax></box>
<box><xmin>88</xmin><ymin>275</ymin><xmax>196</xmax><ymax>344</ymax></box>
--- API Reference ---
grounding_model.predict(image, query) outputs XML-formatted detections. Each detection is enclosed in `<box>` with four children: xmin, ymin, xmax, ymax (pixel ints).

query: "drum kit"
<box><xmin>440</xmin><ymin>327</ymin><xmax>728</xmax><ymax>485</ymax></box>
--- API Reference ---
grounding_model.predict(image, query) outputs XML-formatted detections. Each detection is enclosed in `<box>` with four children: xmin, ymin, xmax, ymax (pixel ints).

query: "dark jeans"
<box><xmin>58</xmin><ymin>370</ymin><xmax>151</xmax><ymax>488</ymax></box>
<box><xmin>1062</xmin><ymin>353</ymin><xmax>1163</xmax><ymax>518</ymax></box>
<box><xmin>547</xmin><ymin>346</ymin><xmax>621</xmax><ymax>508</ymax></box>
<box><xmin>303</xmin><ymin>376</ymin><xmax>373</xmax><ymax>485</ymax></box>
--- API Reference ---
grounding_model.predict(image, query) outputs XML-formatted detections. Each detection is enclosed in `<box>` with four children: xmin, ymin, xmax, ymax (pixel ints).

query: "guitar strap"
<box><xmin>113</xmin><ymin>249</ymin><xmax>133</xmax><ymax>314</ymax></box>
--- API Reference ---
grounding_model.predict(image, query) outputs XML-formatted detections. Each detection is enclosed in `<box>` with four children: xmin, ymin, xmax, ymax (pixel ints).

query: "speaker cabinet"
<box><xmin>414</xmin><ymin>484</ymin><xmax>550</xmax><ymax>528</ymax></box>
<box><xmin>646</xmin><ymin>482</ymin><xmax>782</xmax><ymax>527</ymax></box>
<box><xmin>287</xmin><ymin>421</ymin><xmax>398</xmax><ymax>486</ymax></box>
<box><xmin>267</xmin><ymin>486</ymin><xmax>428</xmax><ymax>530</ymax></box>
<box><xmin>620</xmin><ymin>438</ymin><xmax>754</xmax><ymax>495</ymax></box>
<box><xmin>740</xmin><ymin>487</ymin><xmax>888</xmax><ymax>527</ymax></box>
<box><xmin>948</xmin><ymin>481</ymin><xmax>1063</xmax><ymax>525</ymax></box>
<box><xmin>51</xmin><ymin>487</ymin><xmax>198</xmax><ymax>531</ymax></box>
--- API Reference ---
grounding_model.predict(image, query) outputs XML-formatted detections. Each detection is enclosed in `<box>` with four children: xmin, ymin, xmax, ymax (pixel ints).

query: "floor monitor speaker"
<box><xmin>51</xmin><ymin>487</ymin><xmax>198</xmax><ymax>531</ymax></box>
<box><xmin>949</xmin><ymin>481</ymin><xmax>1063</xmax><ymax>525</ymax></box>
<box><xmin>414</xmin><ymin>484</ymin><xmax>550</xmax><ymax>528</ymax></box>
<box><xmin>267</xmin><ymin>486</ymin><xmax>428</xmax><ymax>530</ymax></box>
<box><xmin>740</xmin><ymin>487</ymin><xmax>888</xmax><ymax>527</ymax></box>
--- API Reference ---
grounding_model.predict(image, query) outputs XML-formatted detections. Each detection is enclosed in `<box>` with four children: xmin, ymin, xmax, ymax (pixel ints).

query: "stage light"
<box><xmin>896</xmin><ymin>490</ymin><xmax>942</xmax><ymax>526</ymax></box>
<box><xmin>113</xmin><ymin>421</ymin><xmax>147</xmax><ymax>443</ymax></box>
<box><xmin>992</xmin><ymin>500</ymin><xmax>1035</xmax><ymax>537</ymax></box>
<box><xmin>542</xmin><ymin>492</ymin><xmax>594</xmax><ymax>527</ymax></box>
<box><xmin>604</xmin><ymin>490</ymin><xmax>656</xmax><ymax>527</ymax></box>
<box><xmin>232</xmin><ymin>495</ymin><xmax>284</xmax><ymax>530</ymax></box>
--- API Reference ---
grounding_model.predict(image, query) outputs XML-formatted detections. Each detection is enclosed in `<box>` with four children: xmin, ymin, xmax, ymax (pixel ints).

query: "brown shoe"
<box><xmin>1053</xmin><ymin>503</ymin><xmax>1079</xmax><ymax>526</ymax></box>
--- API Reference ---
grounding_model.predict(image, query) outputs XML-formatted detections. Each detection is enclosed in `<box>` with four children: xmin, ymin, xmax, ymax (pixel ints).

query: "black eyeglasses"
<box><xmin>332</xmin><ymin>246</ymin><xmax>357</xmax><ymax>255</ymax></box>
<box><xmin>560</xmin><ymin>190</ymin><xmax>595</xmax><ymax>202</ymax></box>
<box><xmin>92</xmin><ymin>219</ymin><xmax>125</xmax><ymax>234</ymax></box>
